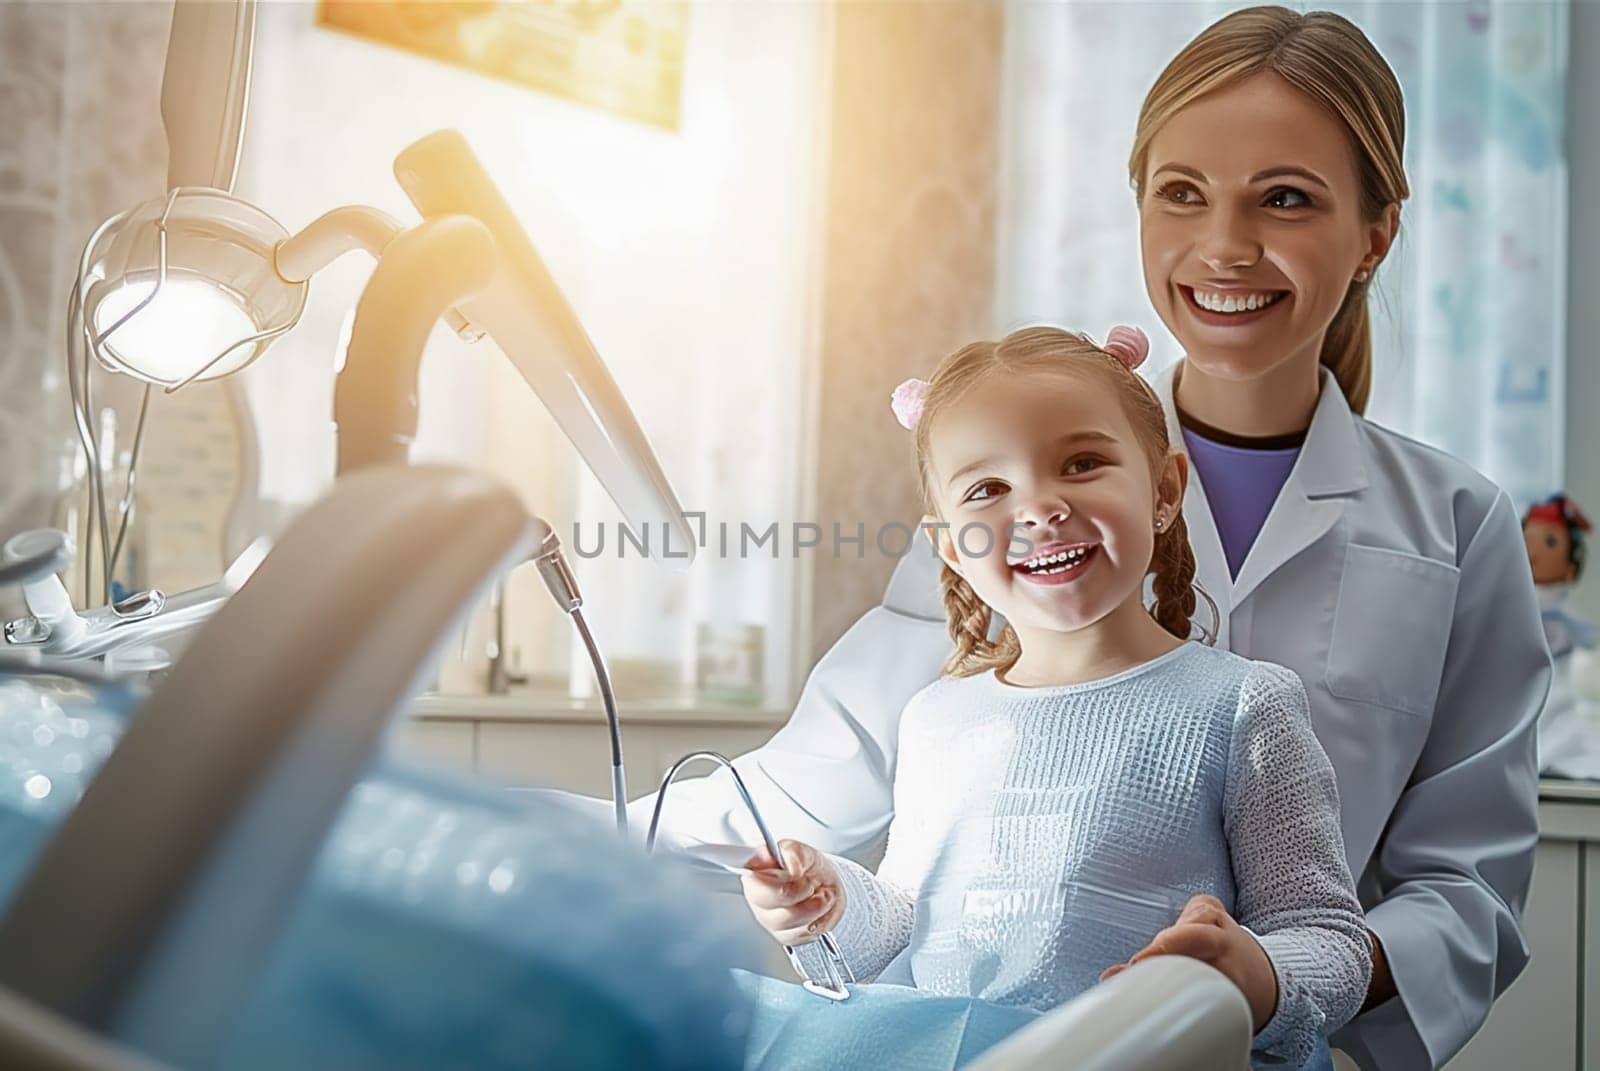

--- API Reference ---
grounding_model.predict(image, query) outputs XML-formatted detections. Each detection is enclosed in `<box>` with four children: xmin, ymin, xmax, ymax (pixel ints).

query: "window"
<box><xmin>237</xmin><ymin>3</ymin><xmax>829</xmax><ymax>710</ymax></box>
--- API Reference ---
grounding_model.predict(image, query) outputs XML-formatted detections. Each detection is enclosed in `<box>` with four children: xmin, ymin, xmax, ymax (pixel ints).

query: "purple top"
<box><xmin>1178</xmin><ymin>409</ymin><xmax>1304</xmax><ymax>580</ymax></box>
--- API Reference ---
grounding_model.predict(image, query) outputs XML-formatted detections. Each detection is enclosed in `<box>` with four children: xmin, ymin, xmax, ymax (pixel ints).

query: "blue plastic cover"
<box><xmin>733</xmin><ymin>969</ymin><xmax>1039</xmax><ymax>1071</ymax></box>
<box><xmin>0</xmin><ymin>673</ymin><xmax>751</xmax><ymax>1070</ymax></box>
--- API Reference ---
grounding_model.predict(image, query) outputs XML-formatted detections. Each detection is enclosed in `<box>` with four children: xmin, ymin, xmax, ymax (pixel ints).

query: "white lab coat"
<box><xmin>641</xmin><ymin>363</ymin><xmax>1548</xmax><ymax>1071</ymax></box>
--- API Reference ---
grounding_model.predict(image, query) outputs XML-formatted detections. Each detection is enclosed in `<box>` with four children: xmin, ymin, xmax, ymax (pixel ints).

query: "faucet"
<box><xmin>486</xmin><ymin>578</ymin><xmax>526</xmax><ymax>695</ymax></box>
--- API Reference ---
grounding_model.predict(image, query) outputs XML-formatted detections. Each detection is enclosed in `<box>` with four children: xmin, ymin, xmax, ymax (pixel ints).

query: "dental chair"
<box><xmin>964</xmin><ymin>957</ymin><xmax>1252</xmax><ymax>1071</ymax></box>
<box><xmin>0</xmin><ymin>464</ymin><xmax>753</xmax><ymax>1071</ymax></box>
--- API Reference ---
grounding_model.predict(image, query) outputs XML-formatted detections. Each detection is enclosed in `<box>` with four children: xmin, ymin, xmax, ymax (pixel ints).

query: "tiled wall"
<box><xmin>807</xmin><ymin>1</ymin><xmax>1004</xmax><ymax>662</ymax></box>
<box><xmin>0</xmin><ymin>3</ymin><xmax>166</xmax><ymax>524</ymax></box>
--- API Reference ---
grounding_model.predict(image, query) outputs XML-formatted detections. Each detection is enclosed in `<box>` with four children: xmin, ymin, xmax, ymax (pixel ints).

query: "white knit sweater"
<box><xmin>819</xmin><ymin>642</ymin><xmax>1369</xmax><ymax>1069</ymax></box>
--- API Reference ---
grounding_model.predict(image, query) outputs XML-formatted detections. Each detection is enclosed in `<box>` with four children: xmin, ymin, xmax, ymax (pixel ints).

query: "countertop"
<box><xmin>1538</xmin><ymin>779</ymin><xmax>1600</xmax><ymax>840</ymax></box>
<box><xmin>412</xmin><ymin>691</ymin><xmax>790</xmax><ymax>726</ymax></box>
<box><xmin>407</xmin><ymin>695</ymin><xmax>1600</xmax><ymax>833</ymax></box>
<box><xmin>1540</xmin><ymin>778</ymin><xmax>1600</xmax><ymax>803</ymax></box>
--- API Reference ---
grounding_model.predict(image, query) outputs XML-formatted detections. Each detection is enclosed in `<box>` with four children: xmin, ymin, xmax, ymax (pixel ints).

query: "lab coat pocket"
<box><xmin>1325</xmin><ymin>544</ymin><xmax>1460</xmax><ymax>717</ymax></box>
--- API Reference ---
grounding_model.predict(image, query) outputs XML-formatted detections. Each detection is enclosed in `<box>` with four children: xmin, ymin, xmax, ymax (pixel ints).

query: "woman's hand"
<box><xmin>740</xmin><ymin>839</ymin><xmax>847</xmax><ymax>946</ymax></box>
<box><xmin>1361</xmin><ymin>928</ymin><xmax>1397</xmax><ymax>1012</ymax></box>
<box><xmin>1100</xmin><ymin>894</ymin><xmax>1279</xmax><ymax>1032</ymax></box>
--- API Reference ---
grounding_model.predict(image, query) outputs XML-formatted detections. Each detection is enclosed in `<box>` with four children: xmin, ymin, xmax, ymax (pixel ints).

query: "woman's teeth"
<box><xmin>1020</xmin><ymin>547</ymin><xmax>1091</xmax><ymax>575</ymax></box>
<box><xmin>1192</xmin><ymin>288</ymin><xmax>1285</xmax><ymax>314</ymax></box>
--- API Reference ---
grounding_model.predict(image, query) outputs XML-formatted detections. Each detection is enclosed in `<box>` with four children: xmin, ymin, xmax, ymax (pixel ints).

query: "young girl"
<box><xmin>741</xmin><ymin>325</ymin><xmax>1368</xmax><ymax>1070</ymax></box>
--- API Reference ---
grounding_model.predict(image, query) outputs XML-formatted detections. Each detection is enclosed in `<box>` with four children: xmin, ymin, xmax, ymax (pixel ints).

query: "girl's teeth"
<box><xmin>1022</xmin><ymin>547</ymin><xmax>1090</xmax><ymax>573</ymax></box>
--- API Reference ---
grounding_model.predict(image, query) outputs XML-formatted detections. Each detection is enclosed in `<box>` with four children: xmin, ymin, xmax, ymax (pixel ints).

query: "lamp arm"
<box><xmin>333</xmin><ymin>215</ymin><xmax>497</xmax><ymax>474</ymax></box>
<box><xmin>161</xmin><ymin>0</ymin><xmax>256</xmax><ymax>192</ymax></box>
<box><xmin>276</xmin><ymin>206</ymin><xmax>482</xmax><ymax>343</ymax></box>
<box><xmin>274</xmin><ymin>205</ymin><xmax>403</xmax><ymax>282</ymax></box>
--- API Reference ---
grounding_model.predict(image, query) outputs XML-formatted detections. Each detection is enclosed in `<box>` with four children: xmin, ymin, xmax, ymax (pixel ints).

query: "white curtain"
<box><xmin>998</xmin><ymin>0</ymin><xmax>1569</xmax><ymax>506</ymax></box>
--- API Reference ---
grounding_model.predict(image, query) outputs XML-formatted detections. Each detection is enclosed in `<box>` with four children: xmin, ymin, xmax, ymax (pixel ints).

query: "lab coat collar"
<box><xmin>1155</xmin><ymin>362</ymin><xmax>1368</xmax><ymax>614</ymax></box>
<box><xmin>1289</xmin><ymin>366</ymin><xmax>1368</xmax><ymax>498</ymax></box>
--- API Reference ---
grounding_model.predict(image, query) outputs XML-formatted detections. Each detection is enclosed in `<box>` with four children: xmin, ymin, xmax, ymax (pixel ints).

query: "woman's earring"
<box><xmin>1354</xmin><ymin>268</ymin><xmax>1371</xmax><ymax>283</ymax></box>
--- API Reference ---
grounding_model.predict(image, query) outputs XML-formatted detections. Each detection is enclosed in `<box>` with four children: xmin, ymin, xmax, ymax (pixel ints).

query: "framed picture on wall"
<box><xmin>316</xmin><ymin>0</ymin><xmax>689</xmax><ymax>131</ymax></box>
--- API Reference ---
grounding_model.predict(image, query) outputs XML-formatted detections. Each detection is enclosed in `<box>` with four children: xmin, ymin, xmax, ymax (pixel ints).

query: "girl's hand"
<box><xmin>740</xmin><ymin>839</ymin><xmax>846</xmax><ymax>946</ymax></box>
<box><xmin>1099</xmin><ymin>895</ymin><xmax>1279</xmax><ymax>1032</ymax></box>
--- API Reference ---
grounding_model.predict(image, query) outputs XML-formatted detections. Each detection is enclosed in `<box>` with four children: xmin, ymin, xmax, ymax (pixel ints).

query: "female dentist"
<box><xmin>649</xmin><ymin>9</ymin><xmax>1549</xmax><ymax>1069</ymax></box>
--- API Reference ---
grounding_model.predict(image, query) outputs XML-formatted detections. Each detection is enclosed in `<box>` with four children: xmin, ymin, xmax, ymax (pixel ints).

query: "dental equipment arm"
<box><xmin>2</xmin><ymin>531</ymin><xmax>268</xmax><ymax>667</ymax></box>
<box><xmin>161</xmin><ymin>0</ymin><xmax>253</xmax><ymax>192</ymax></box>
<box><xmin>273</xmin><ymin>205</ymin><xmax>482</xmax><ymax>348</ymax></box>
<box><xmin>326</xmin><ymin>214</ymin><xmax>496</xmax><ymax>472</ymax></box>
<box><xmin>2</xmin><ymin>532</ymin><xmax>83</xmax><ymax>651</ymax></box>
<box><xmin>275</xmin><ymin>128</ymin><xmax>696</xmax><ymax>562</ymax></box>
<box><xmin>271</xmin><ymin>129</ymin><xmax>694</xmax><ymax>563</ymax></box>
<box><xmin>77</xmin><ymin>0</ymin><xmax>685</xmax><ymax>839</ymax></box>
<box><xmin>391</xmin><ymin>130</ymin><xmax>696</xmax><ymax>565</ymax></box>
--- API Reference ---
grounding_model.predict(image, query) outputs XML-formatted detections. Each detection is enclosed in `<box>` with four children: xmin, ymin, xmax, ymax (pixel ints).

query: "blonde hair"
<box><xmin>1128</xmin><ymin>5</ymin><xmax>1409</xmax><ymax>415</ymax></box>
<box><xmin>912</xmin><ymin>326</ymin><xmax>1197</xmax><ymax>678</ymax></box>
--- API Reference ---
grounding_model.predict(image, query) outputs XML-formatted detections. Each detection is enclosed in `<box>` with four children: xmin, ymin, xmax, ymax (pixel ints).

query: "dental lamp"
<box><xmin>6</xmin><ymin>0</ymin><xmax>695</xmax><ymax>833</ymax></box>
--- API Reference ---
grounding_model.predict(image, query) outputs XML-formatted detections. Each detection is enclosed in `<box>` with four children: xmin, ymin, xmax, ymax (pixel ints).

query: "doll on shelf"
<box><xmin>1523</xmin><ymin>493</ymin><xmax>1599</xmax><ymax>780</ymax></box>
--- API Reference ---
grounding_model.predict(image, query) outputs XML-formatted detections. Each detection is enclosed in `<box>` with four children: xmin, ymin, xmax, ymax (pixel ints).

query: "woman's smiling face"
<box><xmin>1138</xmin><ymin>72</ymin><xmax>1396</xmax><ymax>383</ymax></box>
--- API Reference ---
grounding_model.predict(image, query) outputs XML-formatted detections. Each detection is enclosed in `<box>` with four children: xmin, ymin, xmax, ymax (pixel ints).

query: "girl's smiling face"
<box><xmin>924</xmin><ymin>368</ymin><xmax>1183</xmax><ymax>635</ymax></box>
<box><xmin>1138</xmin><ymin>72</ymin><xmax>1397</xmax><ymax>383</ymax></box>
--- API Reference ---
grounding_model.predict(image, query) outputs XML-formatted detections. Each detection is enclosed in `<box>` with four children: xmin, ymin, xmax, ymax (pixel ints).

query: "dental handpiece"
<box><xmin>643</xmin><ymin>753</ymin><xmax>855</xmax><ymax>1000</ymax></box>
<box><xmin>644</xmin><ymin>751</ymin><xmax>784</xmax><ymax>865</ymax></box>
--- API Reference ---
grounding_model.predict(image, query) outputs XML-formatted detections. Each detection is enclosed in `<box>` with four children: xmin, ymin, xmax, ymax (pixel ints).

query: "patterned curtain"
<box><xmin>0</xmin><ymin>4</ymin><xmax>166</xmax><ymax>554</ymax></box>
<box><xmin>997</xmin><ymin>0</ymin><xmax>1569</xmax><ymax>506</ymax></box>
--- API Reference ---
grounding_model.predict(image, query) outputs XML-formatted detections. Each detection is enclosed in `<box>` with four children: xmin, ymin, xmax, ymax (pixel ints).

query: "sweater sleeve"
<box><xmin>795</xmin><ymin>686</ymin><xmax>930</xmax><ymax>982</ymax></box>
<box><xmin>812</xmin><ymin>854</ymin><xmax>916</xmax><ymax>981</ymax></box>
<box><xmin>1223</xmin><ymin>663</ymin><xmax>1371</xmax><ymax>1067</ymax></box>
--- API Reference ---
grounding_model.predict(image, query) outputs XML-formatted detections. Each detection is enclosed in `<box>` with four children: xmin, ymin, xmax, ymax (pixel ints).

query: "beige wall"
<box><xmin>807</xmin><ymin>1</ymin><xmax>1005</xmax><ymax>663</ymax></box>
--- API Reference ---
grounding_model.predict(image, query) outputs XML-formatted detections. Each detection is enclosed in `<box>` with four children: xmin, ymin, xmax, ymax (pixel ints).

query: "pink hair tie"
<box><xmin>890</xmin><ymin>378</ymin><xmax>930</xmax><ymax>430</ymax></box>
<box><xmin>1103</xmin><ymin>325</ymin><xmax>1150</xmax><ymax>370</ymax></box>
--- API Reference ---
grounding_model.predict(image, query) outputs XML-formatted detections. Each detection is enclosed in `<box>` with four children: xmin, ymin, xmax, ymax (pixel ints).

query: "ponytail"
<box><xmin>1320</xmin><ymin>281</ymin><xmax>1373</xmax><ymax>415</ymax></box>
<box><xmin>1150</xmin><ymin>514</ymin><xmax>1199</xmax><ymax>640</ymax></box>
<box><xmin>939</xmin><ymin>563</ymin><xmax>1021</xmax><ymax>678</ymax></box>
